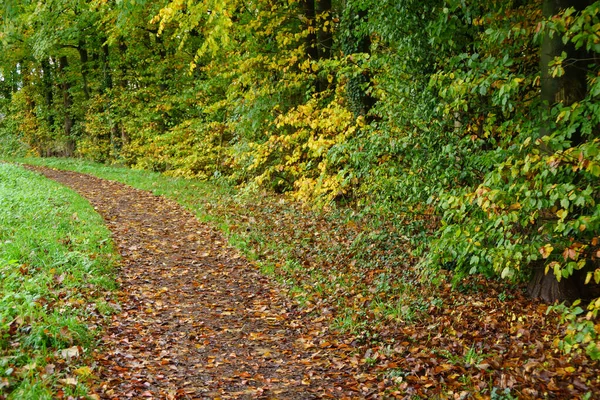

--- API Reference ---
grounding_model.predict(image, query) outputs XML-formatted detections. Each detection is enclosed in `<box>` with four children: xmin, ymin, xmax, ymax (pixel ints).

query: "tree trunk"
<box><xmin>101</xmin><ymin>41</ymin><xmax>122</xmax><ymax>157</ymax></box>
<box><xmin>302</xmin><ymin>0</ymin><xmax>319</xmax><ymax>62</ymax></box>
<box><xmin>539</xmin><ymin>0</ymin><xmax>590</xmax><ymax>138</ymax></box>
<box><xmin>58</xmin><ymin>55</ymin><xmax>75</xmax><ymax>156</ymax></box>
<box><xmin>528</xmin><ymin>266</ymin><xmax>583</xmax><ymax>303</ymax></box>
<box><xmin>117</xmin><ymin>41</ymin><xmax>130</xmax><ymax>146</ymax></box>
<box><xmin>301</xmin><ymin>0</ymin><xmax>333</xmax><ymax>92</ymax></box>
<box><xmin>341</xmin><ymin>2</ymin><xmax>376</xmax><ymax>118</ymax></box>
<box><xmin>11</xmin><ymin>65</ymin><xmax>20</xmax><ymax>94</ymax></box>
<box><xmin>316</xmin><ymin>0</ymin><xmax>332</xmax><ymax>60</ymax></box>
<box><xmin>40</xmin><ymin>58</ymin><xmax>55</xmax><ymax>129</ymax></box>
<box><xmin>315</xmin><ymin>0</ymin><xmax>332</xmax><ymax>92</ymax></box>
<box><xmin>101</xmin><ymin>42</ymin><xmax>113</xmax><ymax>93</ymax></box>
<box><xmin>78</xmin><ymin>40</ymin><xmax>91</xmax><ymax>101</ymax></box>
<box><xmin>530</xmin><ymin>0</ymin><xmax>593</xmax><ymax>303</ymax></box>
<box><xmin>528</xmin><ymin>262</ymin><xmax>600</xmax><ymax>303</ymax></box>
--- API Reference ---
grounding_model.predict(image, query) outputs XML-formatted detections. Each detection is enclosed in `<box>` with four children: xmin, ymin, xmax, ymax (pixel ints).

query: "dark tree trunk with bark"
<box><xmin>117</xmin><ymin>41</ymin><xmax>130</xmax><ymax>146</ymax></box>
<box><xmin>302</xmin><ymin>0</ymin><xmax>319</xmax><ymax>62</ymax></box>
<box><xmin>316</xmin><ymin>0</ymin><xmax>332</xmax><ymax>61</ymax></box>
<box><xmin>78</xmin><ymin>40</ymin><xmax>91</xmax><ymax>101</ymax></box>
<box><xmin>341</xmin><ymin>3</ymin><xmax>376</xmax><ymax>118</ymax></box>
<box><xmin>101</xmin><ymin>42</ymin><xmax>113</xmax><ymax>93</ymax></box>
<box><xmin>11</xmin><ymin>65</ymin><xmax>20</xmax><ymax>94</ymax></box>
<box><xmin>528</xmin><ymin>262</ymin><xmax>600</xmax><ymax>303</ymax></box>
<box><xmin>101</xmin><ymin>41</ymin><xmax>122</xmax><ymax>157</ymax></box>
<box><xmin>314</xmin><ymin>0</ymin><xmax>332</xmax><ymax>92</ymax></box>
<box><xmin>539</xmin><ymin>0</ymin><xmax>590</xmax><ymax>138</ymax></box>
<box><xmin>58</xmin><ymin>55</ymin><xmax>75</xmax><ymax>156</ymax></box>
<box><xmin>40</xmin><ymin>58</ymin><xmax>55</xmax><ymax>129</ymax></box>
<box><xmin>530</xmin><ymin>0</ymin><xmax>593</xmax><ymax>303</ymax></box>
<box><xmin>528</xmin><ymin>265</ymin><xmax>583</xmax><ymax>304</ymax></box>
<box><xmin>20</xmin><ymin>62</ymin><xmax>35</xmax><ymax>112</ymax></box>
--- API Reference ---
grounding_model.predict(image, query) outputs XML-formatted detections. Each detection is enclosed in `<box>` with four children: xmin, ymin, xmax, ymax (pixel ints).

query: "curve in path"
<box><xmin>28</xmin><ymin>166</ymin><xmax>364</xmax><ymax>400</ymax></box>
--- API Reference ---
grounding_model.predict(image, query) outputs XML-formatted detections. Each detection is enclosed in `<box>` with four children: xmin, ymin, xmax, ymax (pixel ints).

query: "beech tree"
<box><xmin>526</xmin><ymin>0</ymin><xmax>597</xmax><ymax>302</ymax></box>
<box><xmin>1</xmin><ymin>0</ymin><xmax>599</xmax><ymax>315</ymax></box>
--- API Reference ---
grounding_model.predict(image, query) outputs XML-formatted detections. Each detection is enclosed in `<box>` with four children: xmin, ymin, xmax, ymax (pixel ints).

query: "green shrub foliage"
<box><xmin>1</xmin><ymin>1</ymin><xmax>599</xmax><ymax>314</ymax></box>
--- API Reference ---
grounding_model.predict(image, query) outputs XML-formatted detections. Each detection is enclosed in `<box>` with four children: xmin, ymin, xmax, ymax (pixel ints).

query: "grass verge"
<box><xmin>11</xmin><ymin>157</ymin><xmax>426</xmax><ymax>334</ymax></box>
<box><xmin>0</xmin><ymin>163</ymin><xmax>117</xmax><ymax>399</ymax></box>
<box><xmin>9</xmin><ymin>157</ymin><xmax>598</xmax><ymax>399</ymax></box>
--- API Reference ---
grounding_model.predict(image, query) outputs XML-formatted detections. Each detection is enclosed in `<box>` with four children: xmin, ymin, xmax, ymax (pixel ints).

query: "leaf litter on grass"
<box><xmin>27</xmin><ymin>166</ymin><xmax>369</xmax><ymax>399</ymax></box>
<box><xmin>197</xmin><ymin>189</ymin><xmax>600</xmax><ymax>399</ymax></box>
<box><xmin>0</xmin><ymin>163</ymin><xmax>116</xmax><ymax>400</ymax></box>
<box><xmin>26</xmin><ymin>163</ymin><xmax>600</xmax><ymax>399</ymax></box>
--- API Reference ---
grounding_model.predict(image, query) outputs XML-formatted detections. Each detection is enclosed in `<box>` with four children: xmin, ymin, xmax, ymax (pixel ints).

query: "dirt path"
<box><xmin>28</xmin><ymin>166</ymin><xmax>365</xmax><ymax>399</ymax></box>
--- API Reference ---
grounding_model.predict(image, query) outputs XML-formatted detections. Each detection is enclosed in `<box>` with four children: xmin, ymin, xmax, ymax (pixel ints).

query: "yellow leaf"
<box><xmin>73</xmin><ymin>366</ymin><xmax>93</xmax><ymax>377</ymax></box>
<box><xmin>509</xmin><ymin>202</ymin><xmax>521</xmax><ymax>210</ymax></box>
<box><xmin>59</xmin><ymin>376</ymin><xmax>78</xmax><ymax>386</ymax></box>
<box><xmin>553</xmin><ymin>262</ymin><xmax>562</xmax><ymax>281</ymax></box>
<box><xmin>556</xmin><ymin>209</ymin><xmax>568</xmax><ymax>220</ymax></box>
<box><xmin>60</xmin><ymin>346</ymin><xmax>80</xmax><ymax>359</ymax></box>
<box><xmin>539</xmin><ymin>244</ymin><xmax>553</xmax><ymax>259</ymax></box>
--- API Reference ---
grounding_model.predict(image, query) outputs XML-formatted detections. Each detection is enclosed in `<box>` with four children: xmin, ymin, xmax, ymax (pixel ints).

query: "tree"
<box><xmin>528</xmin><ymin>0</ymin><xmax>598</xmax><ymax>303</ymax></box>
<box><xmin>427</xmin><ymin>0</ymin><xmax>600</xmax><ymax>305</ymax></box>
<box><xmin>1</xmin><ymin>0</ymin><xmax>599</xmax><ymax>310</ymax></box>
<box><xmin>340</xmin><ymin>0</ymin><xmax>375</xmax><ymax>118</ymax></box>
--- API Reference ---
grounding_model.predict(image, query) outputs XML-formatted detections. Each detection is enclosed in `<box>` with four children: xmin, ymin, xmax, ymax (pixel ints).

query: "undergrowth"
<box><xmin>11</xmin><ymin>157</ymin><xmax>429</xmax><ymax>334</ymax></box>
<box><xmin>10</xmin><ymin>157</ymin><xmax>598</xmax><ymax>398</ymax></box>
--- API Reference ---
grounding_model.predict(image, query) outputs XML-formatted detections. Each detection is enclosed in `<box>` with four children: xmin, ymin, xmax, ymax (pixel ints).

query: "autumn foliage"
<box><xmin>1</xmin><ymin>0</ymin><xmax>600</xmax><ymax>366</ymax></box>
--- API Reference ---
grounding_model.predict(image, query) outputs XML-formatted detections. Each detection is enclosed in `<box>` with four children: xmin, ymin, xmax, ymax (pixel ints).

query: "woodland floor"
<box><xmin>27</xmin><ymin>165</ymin><xmax>600</xmax><ymax>400</ymax></box>
<box><xmin>27</xmin><ymin>166</ymin><xmax>368</xmax><ymax>399</ymax></box>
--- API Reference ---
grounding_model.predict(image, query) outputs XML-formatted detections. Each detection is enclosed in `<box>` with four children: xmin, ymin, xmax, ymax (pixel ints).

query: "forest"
<box><xmin>1</xmin><ymin>0</ymin><xmax>600</xmax><ymax>397</ymax></box>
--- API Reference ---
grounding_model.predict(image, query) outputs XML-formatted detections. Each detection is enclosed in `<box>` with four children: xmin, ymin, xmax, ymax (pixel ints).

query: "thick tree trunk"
<box><xmin>316</xmin><ymin>0</ymin><xmax>332</xmax><ymax>61</ymax></box>
<box><xmin>101</xmin><ymin>42</ymin><xmax>122</xmax><ymax>156</ymax></box>
<box><xmin>539</xmin><ymin>0</ymin><xmax>590</xmax><ymax>138</ymax></box>
<box><xmin>101</xmin><ymin>42</ymin><xmax>113</xmax><ymax>93</ymax></box>
<box><xmin>528</xmin><ymin>263</ymin><xmax>600</xmax><ymax>303</ymax></box>
<box><xmin>302</xmin><ymin>0</ymin><xmax>319</xmax><ymax>62</ymax></box>
<box><xmin>530</xmin><ymin>0</ymin><xmax>593</xmax><ymax>303</ymax></box>
<box><xmin>302</xmin><ymin>0</ymin><xmax>319</xmax><ymax>60</ymax></box>
<box><xmin>117</xmin><ymin>41</ymin><xmax>130</xmax><ymax>146</ymax></box>
<box><xmin>314</xmin><ymin>0</ymin><xmax>332</xmax><ymax>92</ymax></box>
<box><xmin>528</xmin><ymin>266</ymin><xmax>583</xmax><ymax>303</ymax></box>
<box><xmin>300</xmin><ymin>1</ymin><xmax>334</xmax><ymax>93</ymax></box>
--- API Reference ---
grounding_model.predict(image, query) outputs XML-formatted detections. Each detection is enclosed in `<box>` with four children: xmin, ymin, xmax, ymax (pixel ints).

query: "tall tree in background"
<box><xmin>540</xmin><ymin>0</ymin><xmax>590</xmax><ymax>130</ymax></box>
<box><xmin>1</xmin><ymin>0</ymin><xmax>599</xmax><ymax>309</ymax></box>
<box><xmin>340</xmin><ymin>0</ymin><xmax>375</xmax><ymax>118</ymax></box>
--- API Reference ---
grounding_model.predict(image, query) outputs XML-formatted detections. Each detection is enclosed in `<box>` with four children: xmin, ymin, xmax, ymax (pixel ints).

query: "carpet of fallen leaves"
<box><xmin>29</xmin><ymin>165</ymin><xmax>600</xmax><ymax>399</ymax></box>
<box><xmin>29</xmin><ymin>166</ymin><xmax>371</xmax><ymax>399</ymax></box>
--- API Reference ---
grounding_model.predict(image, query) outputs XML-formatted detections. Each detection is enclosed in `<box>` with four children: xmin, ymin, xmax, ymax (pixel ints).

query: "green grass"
<box><xmin>11</xmin><ymin>157</ymin><xmax>235</xmax><ymax>225</ymax></box>
<box><xmin>5</xmin><ymin>157</ymin><xmax>597</xmax><ymax>398</ymax></box>
<box><xmin>0</xmin><ymin>163</ymin><xmax>117</xmax><ymax>399</ymax></box>
<box><xmin>8</xmin><ymin>157</ymin><xmax>421</xmax><ymax>336</ymax></box>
